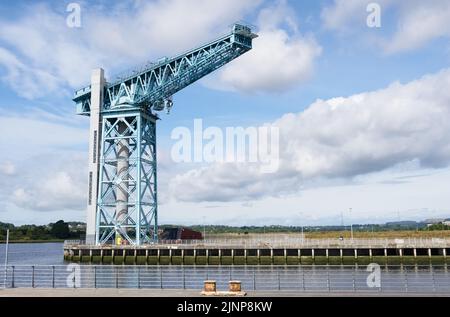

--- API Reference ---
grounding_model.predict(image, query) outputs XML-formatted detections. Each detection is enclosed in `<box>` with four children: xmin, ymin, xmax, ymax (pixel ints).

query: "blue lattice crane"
<box><xmin>73</xmin><ymin>24</ymin><xmax>257</xmax><ymax>245</ymax></box>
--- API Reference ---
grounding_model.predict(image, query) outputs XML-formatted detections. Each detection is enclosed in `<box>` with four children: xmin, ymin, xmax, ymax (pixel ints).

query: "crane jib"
<box><xmin>74</xmin><ymin>23</ymin><xmax>257</xmax><ymax>116</ymax></box>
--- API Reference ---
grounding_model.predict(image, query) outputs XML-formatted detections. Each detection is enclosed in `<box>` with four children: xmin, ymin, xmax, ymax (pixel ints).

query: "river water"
<box><xmin>0</xmin><ymin>243</ymin><xmax>64</xmax><ymax>265</ymax></box>
<box><xmin>0</xmin><ymin>243</ymin><xmax>449</xmax><ymax>293</ymax></box>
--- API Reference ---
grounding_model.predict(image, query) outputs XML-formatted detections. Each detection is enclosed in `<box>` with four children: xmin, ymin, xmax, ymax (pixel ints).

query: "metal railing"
<box><xmin>64</xmin><ymin>237</ymin><xmax>450</xmax><ymax>249</ymax></box>
<box><xmin>1</xmin><ymin>265</ymin><xmax>449</xmax><ymax>294</ymax></box>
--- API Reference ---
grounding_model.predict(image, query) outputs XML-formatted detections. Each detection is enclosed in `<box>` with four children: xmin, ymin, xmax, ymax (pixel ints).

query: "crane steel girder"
<box><xmin>96</xmin><ymin>112</ymin><xmax>157</xmax><ymax>245</ymax></box>
<box><xmin>74</xmin><ymin>24</ymin><xmax>257</xmax><ymax>245</ymax></box>
<box><xmin>74</xmin><ymin>24</ymin><xmax>257</xmax><ymax>115</ymax></box>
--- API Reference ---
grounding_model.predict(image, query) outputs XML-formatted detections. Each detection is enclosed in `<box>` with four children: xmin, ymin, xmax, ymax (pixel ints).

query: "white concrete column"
<box><xmin>86</xmin><ymin>68</ymin><xmax>105</xmax><ymax>244</ymax></box>
<box><xmin>116</xmin><ymin>121</ymin><xmax>129</xmax><ymax>228</ymax></box>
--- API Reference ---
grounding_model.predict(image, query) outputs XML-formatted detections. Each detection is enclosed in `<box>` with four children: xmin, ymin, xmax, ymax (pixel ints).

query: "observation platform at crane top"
<box><xmin>63</xmin><ymin>236</ymin><xmax>450</xmax><ymax>265</ymax></box>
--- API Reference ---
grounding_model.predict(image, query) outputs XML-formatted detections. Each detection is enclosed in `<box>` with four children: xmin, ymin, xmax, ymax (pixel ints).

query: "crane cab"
<box><xmin>232</xmin><ymin>23</ymin><xmax>258</xmax><ymax>48</ymax></box>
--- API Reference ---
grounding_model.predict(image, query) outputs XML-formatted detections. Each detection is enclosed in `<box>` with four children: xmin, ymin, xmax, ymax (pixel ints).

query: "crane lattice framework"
<box><xmin>74</xmin><ymin>24</ymin><xmax>257</xmax><ymax>246</ymax></box>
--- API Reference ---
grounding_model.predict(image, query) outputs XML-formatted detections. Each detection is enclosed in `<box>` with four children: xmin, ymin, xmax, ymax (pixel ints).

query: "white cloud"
<box><xmin>322</xmin><ymin>0</ymin><xmax>373</xmax><ymax>31</ymax></box>
<box><xmin>0</xmin><ymin>47</ymin><xmax>60</xmax><ymax>99</ymax></box>
<box><xmin>0</xmin><ymin>161</ymin><xmax>15</xmax><ymax>175</ymax></box>
<box><xmin>321</xmin><ymin>0</ymin><xmax>450</xmax><ymax>54</ymax></box>
<box><xmin>383</xmin><ymin>1</ymin><xmax>450</xmax><ymax>54</ymax></box>
<box><xmin>0</xmin><ymin>111</ymin><xmax>88</xmax><ymax>212</ymax></box>
<box><xmin>0</xmin><ymin>114</ymin><xmax>87</xmax><ymax>159</ymax></box>
<box><xmin>207</xmin><ymin>1</ymin><xmax>322</xmax><ymax>93</ymax></box>
<box><xmin>170</xmin><ymin>68</ymin><xmax>450</xmax><ymax>202</ymax></box>
<box><xmin>0</xmin><ymin>0</ymin><xmax>261</xmax><ymax>99</ymax></box>
<box><xmin>12</xmin><ymin>167</ymin><xmax>86</xmax><ymax>212</ymax></box>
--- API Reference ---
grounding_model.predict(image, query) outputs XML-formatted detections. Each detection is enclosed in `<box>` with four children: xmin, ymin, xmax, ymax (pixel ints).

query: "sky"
<box><xmin>1</xmin><ymin>0</ymin><xmax>450</xmax><ymax>226</ymax></box>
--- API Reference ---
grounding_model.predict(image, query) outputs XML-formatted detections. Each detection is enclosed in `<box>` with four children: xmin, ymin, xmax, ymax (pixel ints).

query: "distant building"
<box><xmin>423</xmin><ymin>218</ymin><xmax>446</xmax><ymax>225</ymax></box>
<box><xmin>160</xmin><ymin>227</ymin><xmax>203</xmax><ymax>240</ymax></box>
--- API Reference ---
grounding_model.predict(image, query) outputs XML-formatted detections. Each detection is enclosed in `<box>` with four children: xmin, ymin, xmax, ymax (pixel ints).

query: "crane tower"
<box><xmin>73</xmin><ymin>24</ymin><xmax>257</xmax><ymax>245</ymax></box>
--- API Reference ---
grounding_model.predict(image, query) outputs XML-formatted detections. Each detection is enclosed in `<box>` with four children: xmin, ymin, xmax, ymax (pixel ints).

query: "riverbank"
<box><xmin>1</xmin><ymin>288</ymin><xmax>449</xmax><ymax>297</ymax></box>
<box><xmin>0</xmin><ymin>240</ymin><xmax>65</xmax><ymax>244</ymax></box>
<box><xmin>207</xmin><ymin>230</ymin><xmax>450</xmax><ymax>239</ymax></box>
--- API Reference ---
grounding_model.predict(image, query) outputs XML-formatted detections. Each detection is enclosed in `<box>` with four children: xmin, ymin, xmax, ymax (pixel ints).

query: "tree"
<box><xmin>50</xmin><ymin>220</ymin><xmax>70</xmax><ymax>239</ymax></box>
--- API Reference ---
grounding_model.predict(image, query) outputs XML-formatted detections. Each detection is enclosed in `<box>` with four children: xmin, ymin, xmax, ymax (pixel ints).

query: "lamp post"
<box><xmin>202</xmin><ymin>216</ymin><xmax>206</xmax><ymax>241</ymax></box>
<box><xmin>3</xmin><ymin>229</ymin><xmax>9</xmax><ymax>287</ymax></box>
<box><xmin>349</xmin><ymin>208</ymin><xmax>354</xmax><ymax>242</ymax></box>
<box><xmin>298</xmin><ymin>212</ymin><xmax>305</xmax><ymax>244</ymax></box>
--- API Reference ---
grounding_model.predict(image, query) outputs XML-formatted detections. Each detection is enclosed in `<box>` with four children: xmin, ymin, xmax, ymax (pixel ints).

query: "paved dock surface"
<box><xmin>1</xmin><ymin>288</ymin><xmax>449</xmax><ymax>297</ymax></box>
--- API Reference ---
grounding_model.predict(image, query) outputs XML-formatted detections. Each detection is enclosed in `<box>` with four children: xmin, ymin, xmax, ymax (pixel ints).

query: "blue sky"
<box><xmin>1</xmin><ymin>0</ymin><xmax>450</xmax><ymax>226</ymax></box>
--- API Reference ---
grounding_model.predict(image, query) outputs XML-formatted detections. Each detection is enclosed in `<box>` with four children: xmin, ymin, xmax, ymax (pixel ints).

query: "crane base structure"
<box><xmin>74</xmin><ymin>24</ymin><xmax>257</xmax><ymax>246</ymax></box>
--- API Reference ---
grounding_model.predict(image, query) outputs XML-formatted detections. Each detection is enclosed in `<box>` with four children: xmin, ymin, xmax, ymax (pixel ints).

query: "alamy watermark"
<box><xmin>366</xmin><ymin>2</ymin><xmax>381</xmax><ymax>28</ymax></box>
<box><xmin>66</xmin><ymin>263</ymin><xmax>81</xmax><ymax>288</ymax></box>
<box><xmin>366</xmin><ymin>263</ymin><xmax>381</xmax><ymax>288</ymax></box>
<box><xmin>66</xmin><ymin>3</ymin><xmax>81</xmax><ymax>28</ymax></box>
<box><xmin>171</xmin><ymin>119</ymin><xmax>280</xmax><ymax>173</ymax></box>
